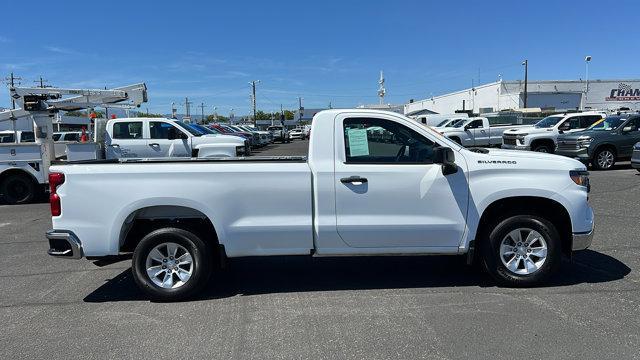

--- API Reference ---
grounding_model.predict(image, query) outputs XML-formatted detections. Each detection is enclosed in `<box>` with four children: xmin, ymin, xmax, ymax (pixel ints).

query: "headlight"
<box><xmin>516</xmin><ymin>134</ymin><xmax>528</xmax><ymax>139</ymax></box>
<box><xmin>570</xmin><ymin>170</ymin><xmax>590</xmax><ymax>192</ymax></box>
<box><xmin>634</xmin><ymin>143</ymin><xmax>640</xmax><ymax>150</ymax></box>
<box><xmin>577</xmin><ymin>136</ymin><xmax>593</xmax><ymax>148</ymax></box>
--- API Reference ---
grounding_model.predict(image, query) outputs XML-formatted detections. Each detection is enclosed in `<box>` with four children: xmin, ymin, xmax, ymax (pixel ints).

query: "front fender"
<box><xmin>195</xmin><ymin>143</ymin><xmax>237</xmax><ymax>158</ymax></box>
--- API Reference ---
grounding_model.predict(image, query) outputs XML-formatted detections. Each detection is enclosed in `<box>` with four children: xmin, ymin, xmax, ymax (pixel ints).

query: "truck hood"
<box><xmin>502</xmin><ymin>126</ymin><xmax>553</xmax><ymax>136</ymax></box>
<box><xmin>464</xmin><ymin>147</ymin><xmax>587</xmax><ymax>171</ymax></box>
<box><xmin>191</xmin><ymin>134</ymin><xmax>244</xmax><ymax>146</ymax></box>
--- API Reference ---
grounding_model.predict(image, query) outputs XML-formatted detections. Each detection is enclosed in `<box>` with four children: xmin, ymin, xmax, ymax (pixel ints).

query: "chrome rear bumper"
<box><xmin>47</xmin><ymin>230</ymin><xmax>83</xmax><ymax>259</ymax></box>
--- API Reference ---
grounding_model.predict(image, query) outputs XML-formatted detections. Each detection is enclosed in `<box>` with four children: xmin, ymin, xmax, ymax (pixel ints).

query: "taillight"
<box><xmin>49</xmin><ymin>172</ymin><xmax>65</xmax><ymax>216</ymax></box>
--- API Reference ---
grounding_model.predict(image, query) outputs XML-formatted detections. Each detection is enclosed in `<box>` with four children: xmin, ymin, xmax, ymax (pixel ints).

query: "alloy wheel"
<box><xmin>597</xmin><ymin>150</ymin><xmax>614</xmax><ymax>169</ymax></box>
<box><xmin>145</xmin><ymin>242</ymin><xmax>194</xmax><ymax>289</ymax></box>
<box><xmin>499</xmin><ymin>228</ymin><xmax>548</xmax><ymax>275</ymax></box>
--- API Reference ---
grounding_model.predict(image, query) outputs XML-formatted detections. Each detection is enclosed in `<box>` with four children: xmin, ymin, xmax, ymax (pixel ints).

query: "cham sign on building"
<box><xmin>606</xmin><ymin>83</ymin><xmax>640</xmax><ymax>102</ymax></box>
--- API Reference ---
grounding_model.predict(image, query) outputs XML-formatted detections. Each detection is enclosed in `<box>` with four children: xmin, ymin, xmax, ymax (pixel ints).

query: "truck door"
<box><xmin>334</xmin><ymin>115</ymin><xmax>469</xmax><ymax>249</ymax></box>
<box><xmin>619</xmin><ymin>117</ymin><xmax>640</xmax><ymax>156</ymax></box>
<box><xmin>465</xmin><ymin>119</ymin><xmax>485</xmax><ymax>146</ymax></box>
<box><xmin>106</xmin><ymin>121</ymin><xmax>145</xmax><ymax>159</ymax></box>
<box><xmin>148</xmin><ymin>121</ymin><xmax>191</xmax><ymax>158</ymax></box>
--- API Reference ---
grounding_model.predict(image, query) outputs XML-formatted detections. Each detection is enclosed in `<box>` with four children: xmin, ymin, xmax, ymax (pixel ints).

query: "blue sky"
<box><xmin>1</xmin><ymin>0</ymin><xmax>639</xmax><ymax>115</ymax></box>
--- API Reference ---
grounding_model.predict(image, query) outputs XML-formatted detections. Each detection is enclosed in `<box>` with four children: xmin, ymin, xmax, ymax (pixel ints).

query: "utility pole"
<box><xmin>4</xmin><ymin>72</ymin><xmax>22</xmax><ymax>109</ymax></box>
<box><xmin>184</xmin><ymin>97</ymin><xmax>192</xmax><ymax>118</ymax></box>
<box><xmin>199</xmin><ymin>102</ymin><xmax>206</xmax><ymax>123</ymax></box>
<box><xmin>583</xmin><ymin>55</ymin><xmax>592</xmax><ymax>110</ymax></box>
<box><xmin>522</xmin><ymin>60</ymin><xmax>528</xmax><ymax>109</ymax></box>
<box><xmin>34</xmin><ymin>76</ymin><xmax>49</xmax><ymax>88</ymax></box>
<box><xmin>249</xmin><ymin>80</ymin><xmax>260</xmax><ymax>125</ymax></box>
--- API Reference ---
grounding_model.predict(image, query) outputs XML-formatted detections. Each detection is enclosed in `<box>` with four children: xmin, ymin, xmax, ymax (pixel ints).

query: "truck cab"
<box><xmin>105</xmin><ymin>118</ymin><xmax>245</xmax><ymax>159</ymax></box>
<box><xmin>502</xmin><ymin>112</ymin><xmax>605</xmax><ymax>153</ymax></box>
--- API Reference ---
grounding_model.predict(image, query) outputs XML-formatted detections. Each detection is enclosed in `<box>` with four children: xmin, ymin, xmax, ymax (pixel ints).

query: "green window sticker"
<box><xmin>347</xmin><ymin>128</ymin><xmax>369</xmax><ymax>157</ymax></box>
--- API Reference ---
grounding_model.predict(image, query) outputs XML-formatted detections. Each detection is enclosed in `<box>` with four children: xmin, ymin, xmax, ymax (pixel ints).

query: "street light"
<box><xmin>584</xmin><ymin>56</ymin><xmax>592</xmax><ymax>110</ymax></box>
<box><xmin>522</xmin><ymin>60</ymin><xmax>528</xmax><ymax>108</ymax></box>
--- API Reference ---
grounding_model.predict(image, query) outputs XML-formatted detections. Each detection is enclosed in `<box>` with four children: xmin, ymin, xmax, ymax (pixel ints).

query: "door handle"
<box><xmin>340</xmin><ymin>176</ymin><xmax>368</xmax><ymax>185</ymax></box>
<box><xmin>149</xmin><ymin>143</ymin><xmax>160</xmax><ymax>147</ymax></box>
<box><xmin>108</xmin><ymin>144</ymin><xmax>120</xmax><ymax>147</ymax></box>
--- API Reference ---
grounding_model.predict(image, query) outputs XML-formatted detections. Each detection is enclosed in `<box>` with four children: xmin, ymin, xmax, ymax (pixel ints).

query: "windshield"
<box><xmin>588</xmin><ymin>116</ymin><xmax>626</xmax><ymax>131</ymax></box>
<box><xmin>452</xmin><ymin>119</ymin><xmax>471</xmax><ymax>128</ymax></box>
<box><xmin>173</xmin><ymin>121</ymin><xmax>204</xmax><ymax>136</ymax></box>
<box><xmin>535</xmin><ymin>116</ymin><xmax>564</xmax><ymax>128</ymax></box>
<box><xmin>189</xmin><ymin>123</ymin><xmax>218</xmax><ymax>135</ymax></box>
<box><xmin>436</xmin><ymin>119</ymin><xmax>451</xmax><ymax>127</ymax></box>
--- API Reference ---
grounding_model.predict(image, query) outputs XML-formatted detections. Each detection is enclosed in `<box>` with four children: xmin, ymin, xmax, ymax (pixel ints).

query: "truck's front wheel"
<box><xmin>132</xmin><ymin>227</ymin><xmax>212</xmax><ymax>301</ymax></box>
<box><xmin>481</xmin><ymin>215</ymin><xmax>561</xmax><ymax>287</ymax></box>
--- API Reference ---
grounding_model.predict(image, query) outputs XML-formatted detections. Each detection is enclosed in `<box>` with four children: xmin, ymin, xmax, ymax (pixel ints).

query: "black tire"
<box><xmin>132</xmin><ymin>227</ymin><xmax>213</xmax><ymax>301</ymax></box>
<box><xmin>0</xmin><ymin>173</ymin><xmax>36</xmax><ymax>205</ymax></box>
<box><xmin>481</xmin><ymin>215</ymin><xmax>561</xmax><ymax>287</ymax></box>
<box><xmin>592</xmin><ymin>147</ymin><xmax>616</xmax><ymax>170</ymax></box>
<box><xmin>532</xmin><ymin>144</ymin><xmax>552</xmax><ymax>153</ymax></box>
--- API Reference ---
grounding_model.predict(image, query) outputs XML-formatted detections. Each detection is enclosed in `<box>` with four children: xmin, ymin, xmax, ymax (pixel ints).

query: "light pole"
<box><xmin>522</xmin><ymin>60</ymin><xmax>528</xmax><ymax>109</ymax></box>
<box><xmin>584</xmin><ymin>55</ymin><xmax>592</xmax><ymax>110</ymax></box>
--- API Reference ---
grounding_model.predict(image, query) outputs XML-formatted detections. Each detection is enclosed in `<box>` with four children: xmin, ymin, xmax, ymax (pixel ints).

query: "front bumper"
<box><xmin>572</xmin><ymin>228</ymin><xmax>594</xmax><ymax>251</ymax></box>
<box><xmin>47</xmin><ymin>230</ymin><xmax>83</xmax><ymax>259</ymax></box>
<box><xmin>555</xmin><ymin>147</ymin><xmax>590</xmax><ymax>161</ymax></box>
<box><xmin>500</xmin><ymin>143</ymin><xmax>530</xmax><ymax>151</ymax></box>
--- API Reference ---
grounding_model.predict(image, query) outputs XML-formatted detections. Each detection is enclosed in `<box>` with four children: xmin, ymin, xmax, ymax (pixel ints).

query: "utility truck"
<box><xmin>438</xmin><ymin>117</ymin><xmax>527</xmax><ymax>147</ymax></box>
<box><xmin>502</xmin><ymin>112</ymin><xmax>605</xmax><ymax>153</ymax></box>
<box><xmin>47</xmin><ymin>109</ymin><xmax>594</xmax><ymax>301</ymax></box>
<box><xmin>0</xmin><ymin>83</ymin><xmax>148</xmax><ymax>204</ymax></box>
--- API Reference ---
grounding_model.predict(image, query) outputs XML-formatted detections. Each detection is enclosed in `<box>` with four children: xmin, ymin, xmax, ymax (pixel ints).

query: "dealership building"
<box><xmin>404</xmin><ymin>79</ymin><xmax>640</xmax><ymax>115</ymax></box>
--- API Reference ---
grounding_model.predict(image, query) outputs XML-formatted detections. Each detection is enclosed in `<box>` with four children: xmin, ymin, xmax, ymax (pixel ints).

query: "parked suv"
<box><xmin>502</xmin><ymin>112</ymin><xmax>605</xmax><ymax>153</ymax></box>
<box><xmin>556</xmin><ymin>114</ymin><xmax>640</xmax><ymax>170</ymax></box>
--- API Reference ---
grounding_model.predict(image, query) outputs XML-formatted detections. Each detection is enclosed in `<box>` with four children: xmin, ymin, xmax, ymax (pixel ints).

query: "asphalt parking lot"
<box><xmin>1</xmin><ymin>140</ymin><xmax>639</xmax><ymax>359</ymax></box>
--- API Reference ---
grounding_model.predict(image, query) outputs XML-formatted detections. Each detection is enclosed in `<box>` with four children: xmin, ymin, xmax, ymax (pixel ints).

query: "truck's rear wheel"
<box><xmin>132</xmin><ymin>227</ymin><xmax>212</xmax><ymax>301</ymax></box>
<box><xmin>481</xmin><ymin>215</ymin><xmax>561</xmax><ymax>287</ymax></box>
<box><xmin>0</xmin><ymin>173</ymin><xmax>36</xmax><ymax>205</ymax></box>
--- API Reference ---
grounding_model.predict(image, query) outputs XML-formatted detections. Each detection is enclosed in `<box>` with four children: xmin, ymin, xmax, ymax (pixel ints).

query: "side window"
<box><xmin>52</xmin><ymin>134</ymin><xmax>62</xmax><ymax>141</ymax></box>
<box><xmin>627</xmin><ymin>118</ymin><xmax>640</xmax><ymax>132</ymax></box>
<box><xmin>66</xmin><ymin>133</ymin><xmax>80</xmax><ymax>142</ymax></box>
<box><xmin>112</xmin><ymin>122</ymin><xmax>143</xmax><ymax>139</ymax></box>
<box><xmin>467</xmin><ymin>119</ymin><xmax>483</xmax><ymax>129</ymax></box>
<box><xmin>581</xmin><ymin>116</ymin><xmax>602</xmax><ymax>128</ymax></box>
<box><xmin>562</xmin><ymin>117</ymin><xmax>580</xmax><ymax>129</ymax></box>
<box><xmin>20</xmin><ymin>132</ymin><xmax>35</xmax><ymax>142</ymax></box>
<box><xmin>343</xmin><ymin>118</ymin><xmax>437</xmax><ymax>164</ymax></box>
<box><xmin>149</xmin><ymin>122</ymin><xmax>178</xmax><ymax>139</ymax></box>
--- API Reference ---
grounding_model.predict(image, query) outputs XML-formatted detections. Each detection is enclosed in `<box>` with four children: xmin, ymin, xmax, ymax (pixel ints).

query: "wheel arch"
<box><xmin>530</xmin><ymin>138</ymin><xmax>555</xmax><ymax>151</ymax></box>
<box><xmin>0</xmin><ymin>167</ymin><xmax>40</xmax><ymax>187</ymax></box>
<box><xmin>117</xmin><ymin>204</ymin><xmax>223</xmax><ymax>258</ymax></box>
<box><xmin>475</xmin><ymin>196</ymin><xmax>573</xmax><ymax>258</ymax></box>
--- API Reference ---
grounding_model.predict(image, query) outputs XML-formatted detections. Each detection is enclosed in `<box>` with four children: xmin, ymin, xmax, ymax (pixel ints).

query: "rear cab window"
<box><xmin>112</xmin><ymin>122</ymin><xmax>143</xmax><ymax>139</ymax></box>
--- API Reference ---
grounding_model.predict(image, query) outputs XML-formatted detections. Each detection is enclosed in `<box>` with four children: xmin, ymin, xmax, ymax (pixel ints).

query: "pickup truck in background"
<box><xmin>104</xmin><ymin>118</ymin><xmax>246</xmax><ymax>159</ymax></box>
<box><xmin>438</xmin><ymin>117</ymin><xmax>527</xmax><ymax>147</ymax></box>
<box><xmin>267</xmin><ymin>125</ymin><xmax>291</xmax><ymax>143</ymax></box>
<box><xmin>432</xmin><ymin>117</ymin><xmax>468</xmax><ymax>129</ymax></box>
<box><xmin>502</xmin><ymin>112</ymin><xmax>605</xmax><ymax>153</ymax></box>
<box><xmin>556</xmin><ymin>113</ymin><xmax>640</xmax><ymax>170</ymax></box>
<box><xmin>47</xmin><ymin>109</ymin><xmax>594</xmax><ymax>301</ymax></box>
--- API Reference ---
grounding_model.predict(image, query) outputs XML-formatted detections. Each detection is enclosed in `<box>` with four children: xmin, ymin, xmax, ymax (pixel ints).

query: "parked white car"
<box><xmin>439</xmin><ymin>117</ymin><xmax>528</xmax><ymax>147</ymax></box>
<box><xmin>104</xmin><ymin>118</ymin><xmax>246</xmax><ymax>159</ymax></box>
<box><xmin>289</xmin><ymin>128</ymin><xmax>304</xmax><ymax>139</ymax></box>
<box><xmin>47</xmin><ymin>109</ymin><xmax>593</xmax><ymax>301</ymax></box>
<box><xmin>502</xmin><ymin>111</ymin><xmax>605</xmax><ymax>153</ymax></box>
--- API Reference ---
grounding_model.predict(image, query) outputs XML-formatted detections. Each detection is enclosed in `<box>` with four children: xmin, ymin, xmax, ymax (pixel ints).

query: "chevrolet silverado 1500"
<box><xmin>46</xmin><ymin>109</ymin><xmax>594</xmax><ymax>300</ymax></box>
<box><xmin>438</xmin><ymin>117</ymin><xmax>527</xmax><ymax>147</ymax></box>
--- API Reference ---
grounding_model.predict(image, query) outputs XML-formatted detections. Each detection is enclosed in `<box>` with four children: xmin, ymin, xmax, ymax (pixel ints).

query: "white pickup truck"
<box><xmin>104</xmin><ymin>117</ymin><xmax>246</xmax><ymax>159</ymax></box>
<box><xmin>47</xmin><ymin>109</ymin><xmax>594</xmax><ymax>300</ymax></box>
<box><xmin>501</xmin><ymin>112</ymin><xmax>605</xmax><ymax>153</ymax></box>
<box><xmin>439</xmin><ymin>117</ymin><xmax>527</xmax><ymax>147</ymax></box>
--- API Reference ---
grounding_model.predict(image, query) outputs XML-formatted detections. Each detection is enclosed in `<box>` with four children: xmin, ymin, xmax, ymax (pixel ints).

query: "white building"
<box><xmin>405</xmin><ymin>79</ymin><xmax>640</xmax><ymax>115</ymax></box>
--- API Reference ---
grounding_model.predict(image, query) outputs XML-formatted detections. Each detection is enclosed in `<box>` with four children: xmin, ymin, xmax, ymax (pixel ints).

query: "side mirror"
<box><xmin>559</xmin><ymin>123</ymin><xmax>571</xmax><ymax>132</ymax></box>
<box><xmin>622</xmin><ymin>126</ymin><xmax>633</xmax><ymax>133</ymax></box>
<box><xmin>434</xmin><ymin>147</ymin><xmax>458</xmax><ymax>175</ymax></box>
